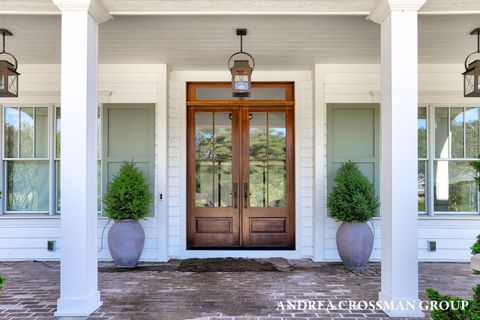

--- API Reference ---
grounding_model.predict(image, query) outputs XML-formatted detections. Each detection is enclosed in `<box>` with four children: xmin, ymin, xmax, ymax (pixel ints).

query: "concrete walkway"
<box><xmin>0</xmin><ymin>260</ymin><xmax>477</xmax><ymax>319</ymax></box>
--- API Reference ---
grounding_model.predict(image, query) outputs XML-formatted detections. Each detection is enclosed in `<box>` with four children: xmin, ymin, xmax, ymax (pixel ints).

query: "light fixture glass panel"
<box><xmin>0</xmin><ymin>74</ymin><xmax>5</xmax><ymax>90</ymax></box>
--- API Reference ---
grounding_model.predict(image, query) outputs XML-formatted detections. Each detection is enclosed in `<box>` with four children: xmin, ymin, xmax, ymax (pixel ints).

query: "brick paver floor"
<box><xmin>0</xmin><ymin>259</ymin><xmax>478</xmax><ymax>319</ymax></box>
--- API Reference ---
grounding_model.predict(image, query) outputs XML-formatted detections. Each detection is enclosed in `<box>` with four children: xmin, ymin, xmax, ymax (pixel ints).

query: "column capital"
<box><xmin>51</xmin><ymin>0</ymin><xmax>112</xmax><ymax>24</ymax></box>
<box><xmin>367</xmin><ymin>0</ymin><xmax>427</xmax><ymax>24</ymax></box>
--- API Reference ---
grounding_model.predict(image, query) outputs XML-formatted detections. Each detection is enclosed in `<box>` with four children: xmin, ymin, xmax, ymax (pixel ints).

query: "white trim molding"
<box><xmin>51</xmin><ymin>0</ymin><xmax>112</xmax><ymax>24</ymax></box>
<box><xmin>367</xmin><ymin>0</ymin><xmax>428</xmax><ymax>24</ymax></box>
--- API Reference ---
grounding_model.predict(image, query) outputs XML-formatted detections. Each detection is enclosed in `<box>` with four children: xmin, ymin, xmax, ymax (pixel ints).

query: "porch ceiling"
<box><xmin>0</xmin><ymin>13</ymin><xmax>479</xmax><ymax>69</ymax></box>
<box><xmin>1</xmin><ymin>0</ymin><xmax>479</xmax><ymax>15</ymax></box>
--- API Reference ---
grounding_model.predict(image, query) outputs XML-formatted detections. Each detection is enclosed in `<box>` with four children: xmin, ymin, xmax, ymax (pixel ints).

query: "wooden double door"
<box><xmin>187</xmin><ymin>106</ymin><xmax>295</xmax><ymax>249</ymax></box>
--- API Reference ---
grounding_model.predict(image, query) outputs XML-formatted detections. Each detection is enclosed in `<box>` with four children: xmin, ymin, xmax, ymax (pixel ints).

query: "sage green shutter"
<box><xmin>327</xmin><ymin>104</ymin><xmax>380</xmax><ymax>195</ymax></box>
<box><xmin>103</xmin><ymin>103</ymin><xmax>155</xmax><ymax>215</ymax></box>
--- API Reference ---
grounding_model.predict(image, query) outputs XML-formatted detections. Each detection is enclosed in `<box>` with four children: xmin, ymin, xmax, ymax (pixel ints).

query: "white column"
<box><xmin>52</xmin><ymin>0</ymin><xmax>111</xmax><ymax>316</ymax></box>
<box><xmin>368</xmin><ymin>0</ymin><xmax>426</xmax><ymax>317</ymax></box>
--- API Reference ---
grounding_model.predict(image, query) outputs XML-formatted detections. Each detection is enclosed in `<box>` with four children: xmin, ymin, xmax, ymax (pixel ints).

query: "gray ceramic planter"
<box><xmin>108</xmin><ymin>219</ymin><xmax>145</xmax><ymax>268</ymax></box>
<box><xmin>336</xmin><ymin>221</ymin><xmax>374</xmax><ymax>270</ymax></box>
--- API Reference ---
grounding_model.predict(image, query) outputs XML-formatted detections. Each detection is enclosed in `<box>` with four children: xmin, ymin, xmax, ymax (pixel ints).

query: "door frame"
<box><xmin>186</xmin><ymin>82</ymin><xmax>295</xmax><ymax>249</ymax></box>
<box><xmin>168</xmin><ymin>70</ymin><xmax>313</xmax><ymax>259</ymax></box>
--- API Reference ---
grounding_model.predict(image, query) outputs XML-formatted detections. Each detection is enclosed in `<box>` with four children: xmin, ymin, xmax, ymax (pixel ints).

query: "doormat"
<box><xmin>177</xmin><ymin>258</ymin><xmax>285</xmax><ymax>272</ymax></box>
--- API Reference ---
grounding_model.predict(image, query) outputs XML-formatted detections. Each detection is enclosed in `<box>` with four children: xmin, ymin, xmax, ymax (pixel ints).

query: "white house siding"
<box><xmin>315</xmin><ymin>64</ymin><xmax>480</xmax><ymax>262</ymax></box>
<box><xmin>1</xmin><ymin>64</ymin><xmax>480</xmax><ymax>262</ymax></box>
<box><xmin>0</xmin><ymin>64</ymin><xmax>168</xmax><ymax>261</ymax></box>
<box><xmin>167</xmin><ymin>71</ymin><xmax>314</xmax><ymax>259</ymax></box>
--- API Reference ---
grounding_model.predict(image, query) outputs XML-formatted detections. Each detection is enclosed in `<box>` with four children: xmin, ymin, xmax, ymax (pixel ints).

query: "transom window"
<box><xmin>418</xmin><ymin>105</ymin><xmax>480</xmax><ymax>215</ymax></box>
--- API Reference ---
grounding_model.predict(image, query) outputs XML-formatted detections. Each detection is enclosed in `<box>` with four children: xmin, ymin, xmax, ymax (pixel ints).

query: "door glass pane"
<box><xmin>268</xmin><ymin>113</ymin><xmax>286</xmax><ymax>159</ymax></box>
<box><xmin>195</xmin><ymin>113</ymin><xmax>213</xmax><ymax>159</ymax></box>
<box><xmin>249</xmin><ymin>112</ymin><xmax>288</xmax><ymax>208</ymax></box>
<box><xmin>249</xmin><ymin>160</ymin><xmax>267</xmax><ymax>207</ymax></box>
<box><xmin>450</xmin><ymin>107</ymin><xmax>464</xmax><ymax>158</ymax></box>
<box><xmin>215</xmin><ymin>161</ymin><xmax>232</xmax><ymax>207</ymax></box>
<box><xmin>4</xmin><ymin>107</ymin><xmax>19</xmax><ymax>158</ymax></box>
<box><xmin>6</xmin><ymin>160</ymin><xmax>49</xmax><ymax>211</ymax></box>
<box><xmin>34</xmin><ymin>108</ymin><xmax>49</xmax><ymax>158</ymax></box>
<box><xmin>194</xmin><ymin>112</ymin><xmax>232</xmax><ymax>208</ymax></box>
<box><xmin>435</xmin><ymin>107</ymin><xmax>449</xmax><ymax>159</ymax></box>
<box><xmin>249</xmin><ymin>112</ymin><xmax>267</xmax><ymax>160</ymax></box>
<box><xmin>418</xmin><ymin>160</ymin><xmax>426</xmax><ymax>212</ymax></box>
<box><xmin>434</xmin><ymin>160</ymin><xmax>477</xmax><ymax>212</ymax></box>
<box><xmin>213</xmin><ymin>113</ymin><xmax>232</xmax><ymax>207</ymax></box>
<box><xmin>465</xmin><ymin>107</ymin><xmax>479</xmax><ymax>158</ymax></box>
<box><xmin>268</xmin><ymin>160</ymin><xmax>286</xmax><ymax>207</ymax></box>
<box><xmin>214</xmin><ymin>113</ymin><xmax>232</xmax><ymax>161</ymax></box>
<box><xmin>19</xmin><ymin>107</ymin><xmax>34</xmax><ymax>158</ymax></box>
<box><xmin>195</xmin><ymin>160</ymin><xmax>214</xmax><ymax>207</ymax></box>
<box><xmin>418</xmin><ymin>107</ymin><xmax>427</xmax><ymax>158</ymax></box>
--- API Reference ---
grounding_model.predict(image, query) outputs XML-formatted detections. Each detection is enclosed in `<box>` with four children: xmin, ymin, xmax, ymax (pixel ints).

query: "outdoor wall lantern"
<box><xmin>228</xmin><ymin>29</ymin><xmax>255</xmax><ymax>98</ymax></box>
<box><xmin>463</xmin><ymin>28</ymin><xmax>480</xmax><ymax>97</ymax></box>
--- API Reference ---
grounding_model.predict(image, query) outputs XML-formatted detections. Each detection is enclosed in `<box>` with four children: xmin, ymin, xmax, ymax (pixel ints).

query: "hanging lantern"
<box><xmin>0</xmin><ymin>29</ymin><xmax>19</xmax><ymax>98</ymax></box>
<box><xmin>463</xmin><ymin>28</ymin><xmax>480</xmax><ymax>97</ymax></box>
<box><xmin>228</xmin><ymin>29</ymin><xmax>255</xmax><ymax>98</ymax></box>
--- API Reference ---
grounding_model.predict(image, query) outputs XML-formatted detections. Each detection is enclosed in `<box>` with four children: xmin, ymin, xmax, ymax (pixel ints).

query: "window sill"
<box><xmin>0</xmin><ymin>214</ymin><xmax>60</xmax><ymax>219</ymax></box>
<box><xmin>418</xmin><ymin>215</ymin><xmax>480</xmax><ymax>220</ymax></box>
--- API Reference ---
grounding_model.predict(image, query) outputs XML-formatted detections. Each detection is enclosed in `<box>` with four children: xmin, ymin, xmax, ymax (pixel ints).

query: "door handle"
<box><xmin>243</xmin><ymin>182</ymin><xmax>249</xmax><ymax>208</ymax></box>
<box><xmin>232</xmin><ymin>182</ymin><xmax>238</xmax><ymax>208</ymax></box>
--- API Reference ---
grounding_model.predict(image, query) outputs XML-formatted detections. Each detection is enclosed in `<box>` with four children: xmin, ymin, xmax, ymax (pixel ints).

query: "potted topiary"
<box><xmin>104</xmin><ymin>161</ymin><xmax>152</xmax><ymax>268</ymax></box>
<box><xmin>470</xmin><ymin>235</ymin><xmax>480</xmax><ymax>272</ymax></box>
<box><xmin>327</xmin><ymin>161</ymin><xmax>380</xmax><ymax>269</ymax></box>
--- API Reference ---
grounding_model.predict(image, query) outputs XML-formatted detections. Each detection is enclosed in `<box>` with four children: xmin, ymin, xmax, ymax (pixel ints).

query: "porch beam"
<box><xmin>52</xmin><ymin>0</ymin><xmax>110</xmax><ymax>316</ymax></box>
<box><xmin>368</xmin><ymin>0</ymin><xmax>426</xmax><ymax>317</ymax></box>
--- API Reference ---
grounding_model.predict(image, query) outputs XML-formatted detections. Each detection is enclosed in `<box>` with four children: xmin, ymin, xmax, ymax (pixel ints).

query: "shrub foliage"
<box><xmin>0</xmin><ymin>275</ymin><xmax>3</xmax><ymax>291</ymax></box>
<box><xmin>327</xmin><ymin>162</ymin><xmax>379</xmax><ymax>222</ymax></box>
<box><xmin>427</xmin><ymin>285</ymin><xmax>480</xmax><ymax>320</ymax></box>
<box><xmin>472</xmin><ymin>235</ymin><xmax>480</xmax><ymax>255</ymax></box>
<box><xmin>103</xmin><ymin>162</ymin><xmax>152</xmax><ymax>220</ymax></box>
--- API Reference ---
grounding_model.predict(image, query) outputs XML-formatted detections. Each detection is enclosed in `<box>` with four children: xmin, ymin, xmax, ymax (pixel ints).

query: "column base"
<box><xmin>378</xmin><ymin>292</ymin><xmax>424</xmax><ymax>318</ymax></box>
<box><xmin>55</xmin><ymin>291</ymin><xmax>102</xmax><ymax>317</ymax></box>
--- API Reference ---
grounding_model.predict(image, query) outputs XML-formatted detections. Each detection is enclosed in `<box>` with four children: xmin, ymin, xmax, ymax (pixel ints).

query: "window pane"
<box><xmin>434</xmin><ymin>160</ymin><xmax>477</xmax><ymax>212</ymax></box>
<box><xmin>435</xmin><ymin>107</ymin><xmax>449</xmax><ymax>159</ymax></box>
<box><xmin>6</xmin><ymin>161</ymin><xmax>49</xmax><ymax>212</ymax></box>
<box><xmin>4</xmin><ymin>107</ymin><xmax>19</xmax><ymax>158</ymax></box>
<box><xmin>418</xmin><ymin>107</ymin><xmax>427</xmax><ymax>158</ymax></box>
<box><xmin>98</xmin><ymin>160</ymin><xmax>101</xmax><ymax>212</ymax></box>
<box><xmin>35</xmin><ymin>108</ymin><xmax>49</xmax><ymax>158</ymax></box>
<box><xmin>466</xmin><ymin>107</ymin><xmax>480</xmax><ymax>158</ymax></box>
<box><xmin>450</xmin><ymin>107</ymin><xmax>464</xmax><ymax>158</ymax></box>
<box><xmin>195</xmin><ymin>87</ymin><xmax>285</xmax><ymax>101</ymax></box>
<box><xmin>19</xmin><ymin>108</ymin><xmax>34</xmax><ymax>158</ymax></box>
<box><xmin>418</xmin><ymin>160</ymin><xmax>427</xmax><ymax>212</ymax></box>
<box><xmin>56</xmin><ymin>160</ymin><xmax>61</xmax><ymax>212</ymax></box>
<box><xmin>55</xmin><ymin>107</ymin><xmax>61</xmax><ymax>158</ymax></box>
<box><xmin>97</xmin><ymin>108</ymin><xmax>101</xmax><ymax>158</ymax></box>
